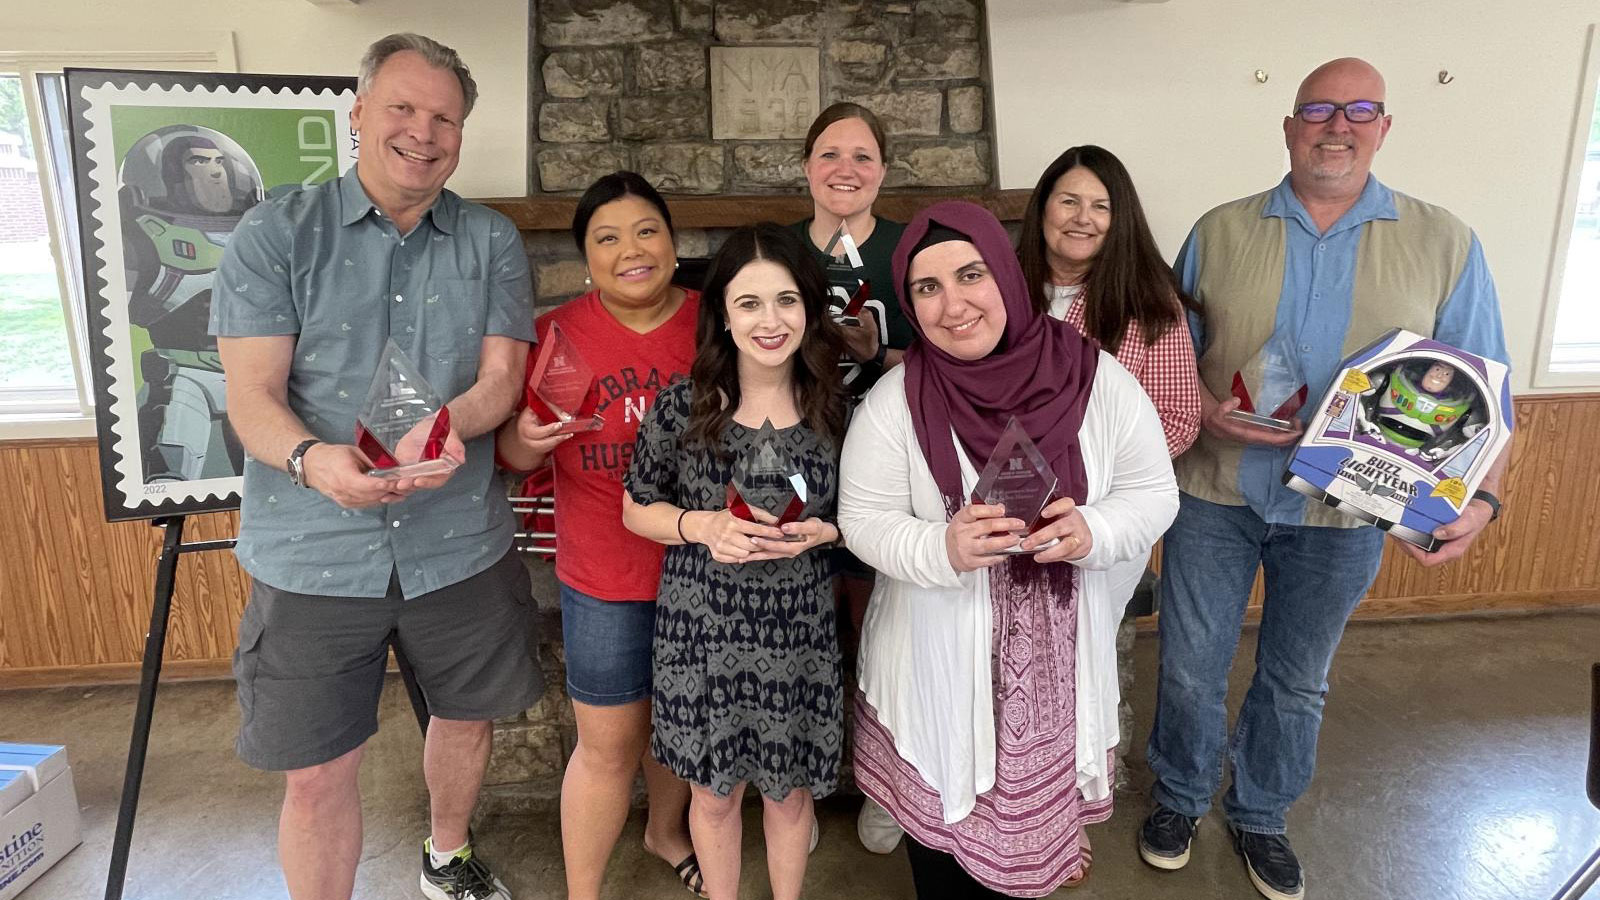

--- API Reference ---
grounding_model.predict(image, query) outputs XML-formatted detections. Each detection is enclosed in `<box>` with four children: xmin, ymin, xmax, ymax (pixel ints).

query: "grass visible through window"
<box><xmin>0</xmin><ymin>268</ymin><xmax>73</xmax><ymax>390</ymax></box>
<box><xmin>1</xmin><ymin>71</ymin><xmax>76</xmax><ymax>395</ymax></box>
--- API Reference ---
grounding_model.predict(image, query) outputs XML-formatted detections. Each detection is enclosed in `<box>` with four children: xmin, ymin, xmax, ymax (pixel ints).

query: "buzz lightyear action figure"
<box><xmin>119</xmin><ymin>125</ymin><xmax>263</xmax><ymax>481</ymax></box>
<box><xmin>1353</xmin><ymin>359</ymin><xmax>1484</xmax><ymax>462</ymax></box>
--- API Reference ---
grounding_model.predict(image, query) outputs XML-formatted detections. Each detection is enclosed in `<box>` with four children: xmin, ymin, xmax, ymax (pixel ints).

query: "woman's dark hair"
<box><xmin>570</xmin><ymin>170</ymin><xmax>674</xmax><ymax>252</ymax></box>
<box><xmin>687</xmin><ymin>223</ymin><xmax>847</xmax><ymax>453</ymax></box>
<box><xmin>802</xmin><ymin>102</ymin><xmax>890</xmax><ymax>164</ymax></box>
<box><xmin>1017</xmin><ymin>145</ymin><xmax>1197</xmax><ymax>352</ymax></box>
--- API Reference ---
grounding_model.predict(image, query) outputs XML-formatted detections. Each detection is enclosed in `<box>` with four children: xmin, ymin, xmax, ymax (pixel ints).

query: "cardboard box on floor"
<box><xmin>0</xmin><ymin>744</ymin><xmax>82</xmax><ymax>900</ymax></box>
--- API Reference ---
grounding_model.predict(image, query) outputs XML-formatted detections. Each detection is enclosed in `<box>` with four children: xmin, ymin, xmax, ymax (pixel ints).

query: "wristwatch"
<box><xmin>287</xmin><ymin>439</ymin><xmax>322</xmax><ymax>488</ymax></box>
<box><xmin>1471</xmin><ymin>488</ymin><xmax>1501</xmax><ymax>522</ymax></box>
<box><xmin>868</xmin><ymin>340</ymin><xmax>888</xmax><ymax>370</ymax></box>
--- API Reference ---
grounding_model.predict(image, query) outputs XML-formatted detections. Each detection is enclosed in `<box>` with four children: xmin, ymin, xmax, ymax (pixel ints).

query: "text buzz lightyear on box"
<box><xmin>1282</xmin><ymin>328</ymin><xmax>1512</xmax><ymax>552</ymax></box>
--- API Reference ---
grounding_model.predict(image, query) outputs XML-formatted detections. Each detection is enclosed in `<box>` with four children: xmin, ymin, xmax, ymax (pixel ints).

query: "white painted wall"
<box><xmin>10</xmin><ymin>0</ymin><xmax>1595</xmax><ymax>389</ymax></box>
<box><xmin>987</xmin><ymin>0</ymin><xmax>1599</xmax><ymax>392</ymax></box>
<box><xmin>7</xmin><ymin>0</ymin><xmax>529</xmax><ymax>198</ymax></box>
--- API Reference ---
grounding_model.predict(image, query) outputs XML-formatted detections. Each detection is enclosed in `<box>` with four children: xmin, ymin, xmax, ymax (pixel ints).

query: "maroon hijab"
<box><xmin>894</xmin><ymin>201</ymin><xmax>1100</xmax><ymax>522</ymax></box>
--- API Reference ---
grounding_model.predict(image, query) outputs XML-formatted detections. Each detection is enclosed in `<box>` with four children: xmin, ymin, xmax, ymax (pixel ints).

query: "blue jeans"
<box><xmin>559</xmin><ymin>581</ymin><xmax>657</xmax><ymax>707</ymax></box>
<box><xmin>1146</xmin><ymin>493</ymin><xmax>1384</xmax><ymax>834</ymax></box>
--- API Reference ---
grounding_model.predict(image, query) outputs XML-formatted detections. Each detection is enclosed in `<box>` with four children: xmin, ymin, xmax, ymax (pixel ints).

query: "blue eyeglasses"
<box><xmin>1293</xmin><ymin>100</ymin><xmax>1386</xmax><ymax>124</ymax></box>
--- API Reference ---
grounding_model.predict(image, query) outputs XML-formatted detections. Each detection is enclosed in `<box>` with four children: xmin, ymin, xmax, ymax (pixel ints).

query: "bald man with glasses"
<box><xmin>1137</xmin><ymin>57</ymin><xmax>1513</xmax><ymax>900</ymax></box>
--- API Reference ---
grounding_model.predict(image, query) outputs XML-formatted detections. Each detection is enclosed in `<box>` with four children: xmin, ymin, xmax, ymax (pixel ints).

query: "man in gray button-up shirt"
<box><xmin>211</xmin><ymin>33</ymin><xmax>537</xmax><ymax>900</ymax></box>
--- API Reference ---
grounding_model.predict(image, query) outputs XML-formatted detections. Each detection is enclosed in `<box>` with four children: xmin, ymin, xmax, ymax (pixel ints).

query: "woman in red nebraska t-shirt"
<box><xmin>495</xmin><ymin>172</ymin><xmax>704</xmax><ymax>899</ymax></box>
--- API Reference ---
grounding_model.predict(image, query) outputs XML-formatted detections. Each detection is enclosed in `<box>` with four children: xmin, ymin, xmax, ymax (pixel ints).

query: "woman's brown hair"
<box><xmin>802</xmin><ymin>102</ymin><xmax>890</xmax><ymax>164</ymax></box>
<box><xmin>687</xmin><ymin>223</ymin><xmax>847</xmax><ymax>453</ymax></box>
<box><xmin>1017</xmin><ymin>145</ymin><xmax>1198</xmax><ymax>352</ymax></box>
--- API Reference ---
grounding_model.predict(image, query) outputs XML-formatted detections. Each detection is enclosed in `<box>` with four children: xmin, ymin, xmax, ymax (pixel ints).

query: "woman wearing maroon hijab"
<box><xmin>837</xmin><ymin>201</ymin><xmax>1178</xmax><ymax>897</ymax></box>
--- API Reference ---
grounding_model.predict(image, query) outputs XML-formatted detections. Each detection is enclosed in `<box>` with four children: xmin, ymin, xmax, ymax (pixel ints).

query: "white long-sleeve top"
<box><xmin>838</xmin><ymin>353</ymin><xmax>1177</xmax><ymax>822</ymax></box>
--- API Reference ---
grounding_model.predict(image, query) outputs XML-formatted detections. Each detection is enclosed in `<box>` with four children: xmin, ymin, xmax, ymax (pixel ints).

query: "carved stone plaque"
<box><xmin>710</xmin><ymin>46</ymin><xmax>819</xmax><ymax>140</ymax></box>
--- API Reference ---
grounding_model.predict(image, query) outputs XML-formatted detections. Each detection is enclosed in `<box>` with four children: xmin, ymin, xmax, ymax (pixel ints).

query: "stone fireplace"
<box><xmin>529</xmin><ymin>0</ymin><xmax>995</xmax><ymax>199</ymax></box>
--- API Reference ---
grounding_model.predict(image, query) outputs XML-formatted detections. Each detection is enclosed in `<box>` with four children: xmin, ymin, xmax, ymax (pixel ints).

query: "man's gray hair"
<box><xmin>357</xmin><ymin>33</ymin><xmax>478</xmax><ymax>119</ymax></box>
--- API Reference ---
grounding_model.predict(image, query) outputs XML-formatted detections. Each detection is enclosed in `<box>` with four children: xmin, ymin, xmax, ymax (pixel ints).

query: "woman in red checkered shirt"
<box><xmin>1018</xmin><ymin>145</ymin><xmax>1201</xmax><ymax>459</ymax></box>
<box><xmin>1016</xmin><ymin>147</ymin><xmax>1202</xmax><ymax>856</ymax></box>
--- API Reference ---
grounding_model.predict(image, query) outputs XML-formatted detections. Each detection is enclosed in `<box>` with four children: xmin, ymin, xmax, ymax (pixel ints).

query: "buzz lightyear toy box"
<box><xmin>1283</xmin><ymin>328</ymin><xmax>1512</xmax><ymax>552</ymax></box>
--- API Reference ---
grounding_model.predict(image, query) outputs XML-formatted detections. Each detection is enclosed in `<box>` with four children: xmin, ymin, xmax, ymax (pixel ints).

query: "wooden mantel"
<box><xmin>479</xmin><ymin>189</ymin><xmax>1035</xmax><ymax>231</ymax></box>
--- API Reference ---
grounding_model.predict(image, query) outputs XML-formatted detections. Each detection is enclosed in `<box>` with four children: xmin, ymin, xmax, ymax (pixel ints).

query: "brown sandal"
<box><xmin>1063</xmin><ymin>832</ymin><xmax>1093</xmax><ymax>887</ymax></box>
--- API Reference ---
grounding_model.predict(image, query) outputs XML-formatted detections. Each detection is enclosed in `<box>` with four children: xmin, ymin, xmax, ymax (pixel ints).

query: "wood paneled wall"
<box><xmin>1</xmin><ymin>393</ymin><xmax>1596</xmax><ymax>686</ymax></box>
<box><xmin>0</xmin><ymin>439</ymin><xmax>248</xmax><ymax>683</ymax></box>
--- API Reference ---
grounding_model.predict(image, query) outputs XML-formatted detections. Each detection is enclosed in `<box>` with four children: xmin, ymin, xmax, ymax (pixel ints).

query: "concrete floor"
<box><xmin>5</xmin><ymin>611</ymin><xmax>1599</xmax><ymax>900</ymax></box>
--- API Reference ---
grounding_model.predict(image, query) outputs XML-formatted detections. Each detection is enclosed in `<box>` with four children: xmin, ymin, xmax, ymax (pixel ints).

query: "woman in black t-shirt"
<box><xmin>790</xmin><ymin>102</ymin><xmax>910</xmax><ymax>397</ymax></box>
<box><xmin>789</xmin><ymin>100</ymin><xmax>913</xmax><ymax>858</ymax></box>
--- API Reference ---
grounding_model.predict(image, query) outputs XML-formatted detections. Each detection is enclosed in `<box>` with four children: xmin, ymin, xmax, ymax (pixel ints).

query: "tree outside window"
<box><xmin>0</xmin><ymin>73</ymin><xmax>75</xmax><ymax>403</ymax></box>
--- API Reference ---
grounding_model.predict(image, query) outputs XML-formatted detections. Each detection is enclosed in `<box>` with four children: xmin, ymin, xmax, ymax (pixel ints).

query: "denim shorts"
<box><xmin>559</xmin><ymin>581</ymin><xmax>656</xmax><ymax>706</ymax></box>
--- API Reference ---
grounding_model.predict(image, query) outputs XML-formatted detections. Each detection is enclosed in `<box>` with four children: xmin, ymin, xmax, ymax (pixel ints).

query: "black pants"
<box><xmin>904</xmin><ymin>837</ymin><xmax>1015</xmax><ymax>899</ymax></box>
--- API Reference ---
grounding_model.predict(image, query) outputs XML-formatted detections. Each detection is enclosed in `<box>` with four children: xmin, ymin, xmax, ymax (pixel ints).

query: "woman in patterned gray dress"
<box><xmin>622</xmin><ymin>223</ymin><xmax>848</xmax><ymax>900</ymax></box>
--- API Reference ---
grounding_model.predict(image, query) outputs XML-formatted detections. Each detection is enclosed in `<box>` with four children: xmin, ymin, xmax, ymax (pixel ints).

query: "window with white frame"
<box><xmin>0</xmin><ymin>45</ymin><xmax>230</xmax><ymax>431</ymax></box>
<box><xmin>1551</xmin><ymin>89</ymin><xmax>1600</xmax><ymax>373</ymax></box>
<box><xmin>0</xmin><ymin>70</ymin><xmax>86</xmax><ymax>417</ymax></box>
<box><xmin>1541</xmin><ymin>28</ymin><xmax>1600</xmax><ymax>385</ymax></box>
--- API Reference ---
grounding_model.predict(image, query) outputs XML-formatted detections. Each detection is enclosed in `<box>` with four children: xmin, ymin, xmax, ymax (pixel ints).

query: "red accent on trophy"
<box><xmin>525</xmin><ymin>320</ymin><xmax>604</xmax><ymax>434</ymax></box>
<box><xmin>356</xmin><ymin>340</ymin><xmax>461</xmax><ymax>478</ymax></box>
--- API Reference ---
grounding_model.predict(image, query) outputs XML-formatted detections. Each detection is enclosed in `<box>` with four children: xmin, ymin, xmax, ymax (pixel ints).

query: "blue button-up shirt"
<box><xmin>211</xmin><ymin>168</ymin><xmax>533</xmax><ymax>598</ymax></box>
<box><xmin>1176</xmin><ymin>174</ymin><xmax>1509</xmax><ymax>525</ymax></box>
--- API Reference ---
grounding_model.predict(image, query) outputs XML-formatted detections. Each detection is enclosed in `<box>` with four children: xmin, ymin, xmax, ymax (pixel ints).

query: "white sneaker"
<box><xmin>856</xmin><ymin>797</ymin><xmax>904</xmax><ymax>854</ymax></box>
<box><xmin>420</xmin><ymin>840</ymin><xmax>512</xmax><ymax>900</ymax></box>
<box><xmin>809</xmin><ymin>815</ymin><xmax>820</xmax><ymax>853</ymax></box>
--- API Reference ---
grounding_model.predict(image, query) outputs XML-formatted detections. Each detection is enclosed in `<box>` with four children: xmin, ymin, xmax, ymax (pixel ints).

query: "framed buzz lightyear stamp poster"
<box><xmin>65</xmin><ymin>69</ymin><xmax>356</xmax><ymax>521</ymax></box>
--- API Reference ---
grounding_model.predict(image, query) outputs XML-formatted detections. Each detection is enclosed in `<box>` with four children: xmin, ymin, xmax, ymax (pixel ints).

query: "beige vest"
<box><xmin>1175</xmin><ymin>187</ymin><xmax>1474</xmax><ymax>526</ymax></box>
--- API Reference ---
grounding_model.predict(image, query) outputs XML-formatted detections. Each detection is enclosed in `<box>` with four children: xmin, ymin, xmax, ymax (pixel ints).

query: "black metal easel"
<box><xmin>103</xmin><ymin>516</ymin><xmax>431</xmax><ymax>900</ymax></box>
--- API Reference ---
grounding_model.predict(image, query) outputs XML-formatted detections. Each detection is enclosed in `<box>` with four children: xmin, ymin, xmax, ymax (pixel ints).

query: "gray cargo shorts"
<box><xmin>233</xmin><ymin>549</ymin><xmax>543</xmax><ymax>771</ymax></box>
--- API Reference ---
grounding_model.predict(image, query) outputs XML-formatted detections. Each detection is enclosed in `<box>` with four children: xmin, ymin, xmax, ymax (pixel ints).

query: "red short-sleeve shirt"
<box><xmin>529</xmin><ymin>289</ymin><xmax>699</xmax><ymax>600</ymax></box>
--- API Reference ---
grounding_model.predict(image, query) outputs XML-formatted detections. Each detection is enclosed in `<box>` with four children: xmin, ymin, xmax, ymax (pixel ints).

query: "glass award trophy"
<box><xmin>526</xmin><ymin>320</ymin><xmax>604</xmax><ymax>434</ymax></box>
<box><xmin>1227</xmin><ymin>373</ymin><xmax>1308</xmax><ymax>432</ymax></box>
<box><xmin>836</xmin><ymin>280</ymin><xmax>871</xmax><ymax>328</ymax></box>
<box><xmin>970</xmin><ymin>417</ymin><xmax>1059</xmax><ymax>555</ymax></box>
<box><xmin>821</xmin><ymin>224</ymin><xmax>871</xmax><ymax>327</ymax></box>
<box><xmin>356</xmin><ymin>339</ymin><xmax>461</xmax><ymax>479</ymax></box>
<box><xmin>725</xmin><ymin>420</ymin><xmax>809</xmax><ymax>541</ymax></box>
<box><xmin>1227</xmin><ymin>348</ymin><xmax>1308</xmax><ymax>432</ymax></box>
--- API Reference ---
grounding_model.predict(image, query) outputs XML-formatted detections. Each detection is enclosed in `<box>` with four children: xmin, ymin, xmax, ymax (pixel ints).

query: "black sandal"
<box><xmin>672</xmin><ymin>853</ymin><xmax>708</xmax><ymax>898</ymax></box>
